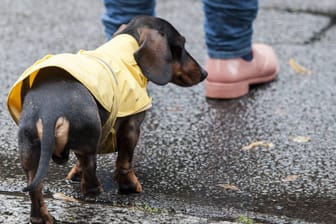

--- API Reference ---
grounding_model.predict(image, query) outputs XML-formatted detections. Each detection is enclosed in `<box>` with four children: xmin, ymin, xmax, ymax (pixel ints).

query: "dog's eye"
<box><xmin>172</xmin><ymin>45</ymin><xmax>182</xmax><ymax>58</ymax></box>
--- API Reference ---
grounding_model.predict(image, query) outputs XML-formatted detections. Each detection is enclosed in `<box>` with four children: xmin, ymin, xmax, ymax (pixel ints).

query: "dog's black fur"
<box><xmin>16</xmin><ymin>16</ymin><xmax>207</xmax><ymax>223</ymax></box>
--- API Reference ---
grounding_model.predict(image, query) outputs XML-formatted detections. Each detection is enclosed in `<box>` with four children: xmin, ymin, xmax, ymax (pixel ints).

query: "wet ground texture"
<box><xmin>1</xmin><ymin>0</ymin><xmax>336</xmax><ymax>223</ymax></box>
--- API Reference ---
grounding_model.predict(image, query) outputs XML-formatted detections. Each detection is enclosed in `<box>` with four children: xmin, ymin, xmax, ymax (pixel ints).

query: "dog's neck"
<box><xmin>94</xmin><ymin>34</ymin><xmax>139</xmax><ymax>65</ymax></box>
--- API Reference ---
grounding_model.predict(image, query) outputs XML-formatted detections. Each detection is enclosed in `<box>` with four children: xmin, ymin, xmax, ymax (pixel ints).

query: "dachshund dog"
<box><xmin>7</xmin><ymin>15</ymin><xmax>207</xmax><ymax>224</ymax></box>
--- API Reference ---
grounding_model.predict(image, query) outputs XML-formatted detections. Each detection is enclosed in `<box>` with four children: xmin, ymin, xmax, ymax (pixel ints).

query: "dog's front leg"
<box><xmin>65</xmin><ymin>159</ymin><xmax>82</xmax><ymax>182</ymax></box>
<box><xmin>115</xmin><ymin>112</ymin><xmax>145</xmax><ymax>194</ymax></box>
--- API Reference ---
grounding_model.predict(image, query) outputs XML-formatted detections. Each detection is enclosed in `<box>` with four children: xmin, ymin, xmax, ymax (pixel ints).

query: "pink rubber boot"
<box><xmin>205</xmin><ymin>44</ymin><xmax>279</xmax><ymax>99</ymax></box>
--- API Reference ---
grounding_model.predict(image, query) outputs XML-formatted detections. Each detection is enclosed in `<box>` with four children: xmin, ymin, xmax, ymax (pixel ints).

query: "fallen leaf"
<box><xmin>290</xmin><ymin>136</ymin><xmax>311</xmax><ymax>143</ymax></box>
<box><xmin>242</xmin><ymin>141</ymin><xmax>274</xmax><ymax>151</ymax></box>
<box><xmin>282</xmin><ymin>175</ymin><xmax>298</xmax><ymax>182</ymax></box>
<box><xmin>274</xmin><ymin>107</ymin><xmax>287</xmax><ymax>116</ymax></box>
<box><xmin>167</xmin><ymin>106</ymin><xmax>182</xmax><ymax>112</ymax></box>
<box><xmin>53</xmin><ymin>192</ymin><xmax>82</xmax><ymax>203</ymax></box>
<box><xmin>217</xmin><ymin>183</ymin><xmax>240</xmax><ymax>191</ymax></box>
<box><xmin>289</xmin><ymin>58</ymin><xmax>312</xmax><ymax>74</ymax></box>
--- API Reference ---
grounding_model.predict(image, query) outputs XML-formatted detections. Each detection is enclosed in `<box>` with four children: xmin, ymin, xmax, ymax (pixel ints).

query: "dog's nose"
<box><xmin>200</xmin><ymin>68</ymin><xmax>208</xmax><ymax>82</ymax></box>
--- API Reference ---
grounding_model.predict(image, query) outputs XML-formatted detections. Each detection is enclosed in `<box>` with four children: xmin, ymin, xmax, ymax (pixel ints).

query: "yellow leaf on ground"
<box><xmin>53</xmin><ymin>192</ymin><xmax>82</xmax><ymax>203</ymax></box>
<box><xmin>290</xmin><ymin>136</ymin><xmax>311</xmax><ymax>143</ymax></box>
<box><xmin>282</xmin><ymin>175</ymin><xmax>299</xmax><ymax>182</ymax></box>
<box><xmin>289</xmin><ymin>58</ymin><xmax>312</xmax><ymax>74</ymax></box>
<box><xmin>242</xmin><ymin>141</ymin><xmax>274</xmax><ymax>151</ymax></box>
<box><xmin>217</xmin><ymin>184</ymin><xmax>240</xmax><ymax>191</ymax></box>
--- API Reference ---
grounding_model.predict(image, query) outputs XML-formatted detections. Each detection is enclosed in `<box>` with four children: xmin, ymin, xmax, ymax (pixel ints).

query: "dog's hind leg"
<box><xmin>73</xmin><ymin>152</ymin><xmax>103</xmax><ymax>196</ymax></box>
<box><xmin>19</xmin><ymin>126</ymin><xmax>54</xmax><ymax>224</ymax></box>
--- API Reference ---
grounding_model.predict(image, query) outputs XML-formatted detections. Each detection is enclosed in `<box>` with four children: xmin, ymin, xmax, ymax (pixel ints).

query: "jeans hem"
<box><xmin>207</xmin><ymin>46</ymin><xmax>252</xmax><ymax>59</ymax></box>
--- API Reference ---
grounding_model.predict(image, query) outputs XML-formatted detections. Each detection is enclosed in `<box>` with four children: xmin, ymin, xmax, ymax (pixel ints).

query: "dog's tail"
<box><xmin>23</xmin><ymin>117</ymin><xmax>56</xmax><ymax>192</ymax></box>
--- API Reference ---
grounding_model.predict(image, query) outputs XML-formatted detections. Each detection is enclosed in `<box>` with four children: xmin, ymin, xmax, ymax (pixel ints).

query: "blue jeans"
<box><xmin>101</xmin><ymin>0</ymin><xmax>258</xmax><ymax>59</ymax></box>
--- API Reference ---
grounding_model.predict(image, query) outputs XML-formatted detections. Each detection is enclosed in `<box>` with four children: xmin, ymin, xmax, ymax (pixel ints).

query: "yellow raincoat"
<box><xmin>7</xmin><ymin>34</ymin><xmax>152</xmax><ymax>153</ymax></box>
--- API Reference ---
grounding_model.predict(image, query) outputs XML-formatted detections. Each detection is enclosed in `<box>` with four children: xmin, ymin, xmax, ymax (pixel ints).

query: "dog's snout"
<box><xmin>200</xmin><ymin>67</ymin><xmax>208</xmax><ymax>82</ymax></box>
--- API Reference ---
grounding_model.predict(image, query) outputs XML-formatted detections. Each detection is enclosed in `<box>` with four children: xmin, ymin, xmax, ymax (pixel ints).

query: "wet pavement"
<box><xmin>1</xmin><ymin>0</ymin><xmax>336</xmax><ymax>223</ymax></box>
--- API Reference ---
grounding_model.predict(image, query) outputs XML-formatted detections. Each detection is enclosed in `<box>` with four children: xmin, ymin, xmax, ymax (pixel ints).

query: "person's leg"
<box><xmin>101</xmin><ymin>0</ymin><xmax>156</xmax><ymax>40</ymax></box>
<box><xmin>203</xmin><ymin>0</ymin><xmax>257</xmax><ymax>59</ymax></box>
<box><xmin>203</xmin><ymin>0</ymin><xmax>279</xmax><ymax>99</ymax></box>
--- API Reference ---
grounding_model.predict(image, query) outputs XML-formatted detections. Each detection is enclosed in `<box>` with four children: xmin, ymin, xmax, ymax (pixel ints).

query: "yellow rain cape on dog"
<box><xmin>7</xmin><ymin>34</ymin><xmax>152</xmax><ymax>153</ymax></box>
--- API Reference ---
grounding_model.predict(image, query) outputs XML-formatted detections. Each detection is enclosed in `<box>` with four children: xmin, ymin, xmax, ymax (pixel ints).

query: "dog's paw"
<box><xmin>118</xmin><ymin>182</ymin><xmax>142</xmax><ymax>194</ymax></box>
<box><xmin>66</xmin><ymin>172</ymin><xmax>81</xmax><ymax>183</ymax></box>
<box><xmin>115</xmin><ymin>169</ymin><xmax>142</xmax><ymax>194</ymax></box>
<box><xmin>81</xmin><ymin>180</ymin><xmax>103</xmax><ymax>197</ymax></box>
<box><xmin>83</xmin><ymin>186</ymin><xmax>103</xmax><ymax>197</ymax></box>
<box><xmin>30</xmin><ymin>214</ymin><xmax>56</xmax><ymax>224</ymax></box>
<box><xmin>65</xmin><ymin>163</ymin><xmax>82</xmax><ymax>182</ymax></box>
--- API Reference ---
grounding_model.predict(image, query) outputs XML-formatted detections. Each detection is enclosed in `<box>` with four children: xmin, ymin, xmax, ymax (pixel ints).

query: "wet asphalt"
<box><xmin>1</xmin><ymin>0</ymin><xmax>336</xmax><ymax>223</ymax></box>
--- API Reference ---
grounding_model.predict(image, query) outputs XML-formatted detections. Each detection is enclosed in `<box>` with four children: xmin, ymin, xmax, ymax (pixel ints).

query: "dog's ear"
<box><xmin>134</xmin><ymin>27</ymin><xmax>172</xmax><ymax>85</ymax></box>
<box><xmin>113</xmin><ymin>24</ymin><xmax>128</xmax><ymax>37</ymax></box>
